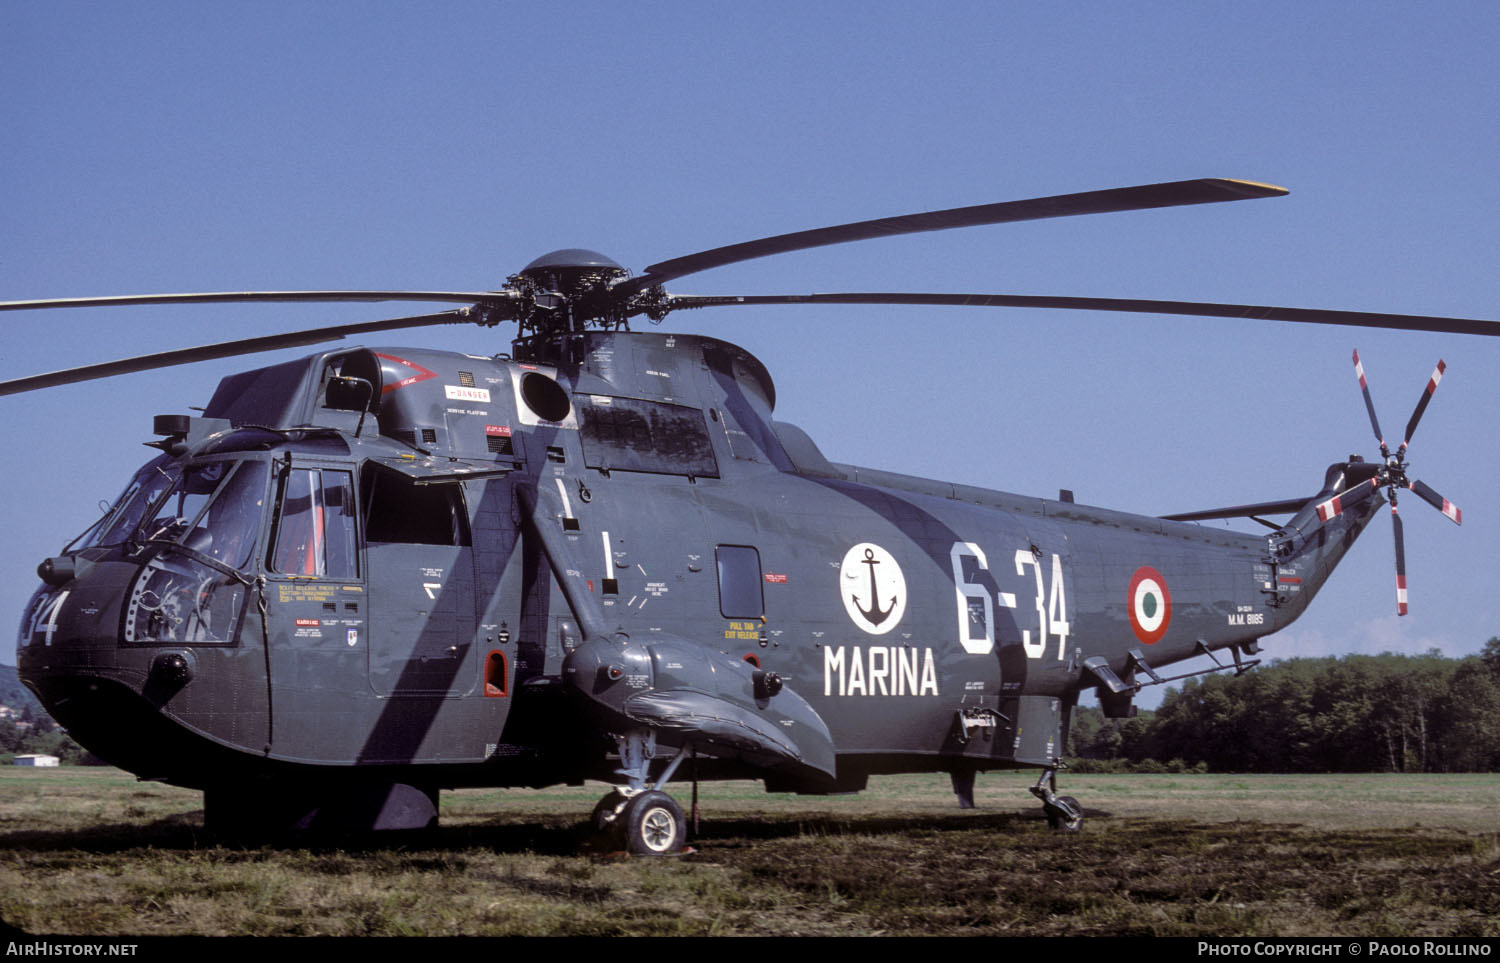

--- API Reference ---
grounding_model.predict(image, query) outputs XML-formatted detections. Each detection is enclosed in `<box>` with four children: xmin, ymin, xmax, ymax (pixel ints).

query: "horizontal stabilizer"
<box><xmin>1161</xmin><ymin>496</ymin><xmax>1310</xmax><ymax>522</ymax></box>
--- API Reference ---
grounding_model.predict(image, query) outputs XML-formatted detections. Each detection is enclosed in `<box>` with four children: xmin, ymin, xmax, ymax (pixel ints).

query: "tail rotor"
<box><xmin>1347</xmin><ymin>352</ymin><xmax>1462</xmax><ymax>615</ymax></box>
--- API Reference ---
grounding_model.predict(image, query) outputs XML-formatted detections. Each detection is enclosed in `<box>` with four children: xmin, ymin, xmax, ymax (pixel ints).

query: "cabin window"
<box><xmin>579</xmin><ymin>396</ymin><xmax>720</xmax><ymax>478</ymax></box>
<box><xmin>716</xmin><ymin>544</ymin><xmax>763</xmax><ymax>619</ymax></box>
<box><xmin>271</xmin><ymin>469</ymin><xmax>358</xmax><ymax>578</ymax></box>
<box><xmin>362</xmin><ymin>468</ymin><xmax>470</xmax><ymax>546</ymax></box>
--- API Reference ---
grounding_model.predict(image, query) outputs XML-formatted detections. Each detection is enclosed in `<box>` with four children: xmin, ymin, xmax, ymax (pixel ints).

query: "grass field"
<box><xmin>1</xmin><ymin>768</ymin><xmax>1496</xmax><ymax>936</ymax></box>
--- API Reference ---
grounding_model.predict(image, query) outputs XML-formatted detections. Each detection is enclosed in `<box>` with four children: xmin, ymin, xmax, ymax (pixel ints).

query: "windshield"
<box><xmin>142</xmin><ymin>459</ymin><xmax>270</xmax><ymax>570</ymax></box>
<box><xmin>67</xmin><ymin>455</ymin><xmax>182</xmax><ymax>552</ymax></box>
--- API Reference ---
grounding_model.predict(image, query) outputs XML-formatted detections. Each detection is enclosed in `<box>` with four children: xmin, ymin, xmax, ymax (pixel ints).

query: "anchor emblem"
<box><xmin>839</xmin><ymin>543</ymin><xmax>906</xmax><ymax>635</ymax></box>
<box><xmin>853</xmin><ymin>548</ymin><xmax>896</xmax><ymax>625</ymax></box>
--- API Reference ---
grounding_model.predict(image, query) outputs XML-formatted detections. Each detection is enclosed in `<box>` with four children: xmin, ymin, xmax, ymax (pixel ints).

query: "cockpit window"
<box><xmin>121</xmin><ymin>458</ymin><xmax>269</xmax><ymax>646</ymax></box>
<box><xmin>271</xmin><ymin>468</ymin><xmax>358</xmax><ymax>577</ymax></box>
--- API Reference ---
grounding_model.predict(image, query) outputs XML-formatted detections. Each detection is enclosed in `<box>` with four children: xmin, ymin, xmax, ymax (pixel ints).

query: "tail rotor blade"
<box><xmin>1397</xmin><ymin>360</ymin><xmax>1446</xmax><ymax>458</ymax></box>
<box><xmin>1391</xmin><ymin>505</ymin><xmax>1408</xmax><ymax>616</ymax></box>
<box><xmin>1352</xmin><ymin>350</ymin><xmax>1389</xmax><ymax>458</ymax></box>
<box><xmin>1314</xmin><ymin>477</ymin><xmax>1379</xmax><ymax>523</ymax></box>
<box><xmin>1408</xmin><ymin>479</ymin><xmax>1462</xmax><ymax>525</ymax></box>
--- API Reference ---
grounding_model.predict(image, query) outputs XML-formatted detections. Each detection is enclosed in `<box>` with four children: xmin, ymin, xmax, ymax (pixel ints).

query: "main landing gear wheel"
<box><xmin>623</xmin><ymin>790</ymin><xmax>685</xmax><ymax>855</ymax></box>
<box><xmin>1044</xmin><ymin>794</ymin><xmax>1084</xmax><ymax>833</ymax></box>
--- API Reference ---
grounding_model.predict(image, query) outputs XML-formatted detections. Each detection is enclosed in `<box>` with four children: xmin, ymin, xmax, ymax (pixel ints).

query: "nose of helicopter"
<box><xmin>18</xmin><ymin>561</ymin><xmax>138</xmax><ymax>660</ymax></box>
<box><xmin>17</xmin><ymin>560</ymin><xmax>253</xmax><ymax>781</ymax></box>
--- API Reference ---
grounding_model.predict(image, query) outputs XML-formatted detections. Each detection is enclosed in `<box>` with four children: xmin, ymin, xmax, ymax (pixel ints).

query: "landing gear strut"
<box><xmin>1030</xmin><ymin>766</ymin><xmax>1084</xmax><ymax>832</ymax></box>
<box><xmin>593</xmin><ymin>730</ymin><xmax>692</xmax><ymax>855</ymax></box>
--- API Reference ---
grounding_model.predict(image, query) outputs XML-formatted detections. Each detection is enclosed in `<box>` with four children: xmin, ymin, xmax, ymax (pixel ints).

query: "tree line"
<box><xmin>0</xmin><ymin>709</ymin><xmax>96</xmax><ymax>764</ymax></box>
<box><xmin>1069</xmin><ymin>640</ymin><xmax>1500</xmax><ymax>773</ymax></box>
<box><xmin>0</xmin><ymin>664</ymin><xmax>100</xmax><ymax>764</ymax></box>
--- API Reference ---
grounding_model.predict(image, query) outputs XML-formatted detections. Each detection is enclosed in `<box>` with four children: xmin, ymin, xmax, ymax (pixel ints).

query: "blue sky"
<box><xmin>4</xmin><ymin>2</ymin><xmax>1498</xmax><ymax>704</ymax></box>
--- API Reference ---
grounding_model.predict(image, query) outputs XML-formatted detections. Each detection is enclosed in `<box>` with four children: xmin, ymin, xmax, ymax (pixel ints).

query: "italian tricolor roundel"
<box><xmin>1127</xmin><ymin>566</ymin><xmax>1171</xmax><ymax>645</ymax></box>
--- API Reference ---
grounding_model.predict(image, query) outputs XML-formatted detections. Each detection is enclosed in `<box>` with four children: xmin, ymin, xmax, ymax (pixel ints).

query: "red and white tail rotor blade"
<box><xmin>1396</xmin><ymin>360</ymin><xmax>1445</xmax><ymax>460</ymax></box>
<box><xmin>1352</xmin><ymin>350</ymin><xmax>1390</xmax><ymax>458</ymax></box>
<box><xmin>1408</xmin><ymin>479</ymin><xmax>1462</xmax><ymax>525</ymax></box>
<box><xmin>1391</xmin><ymin>505</ymin><xmax>1409</xmax><ymax>616</ymax></box>
<box><xmin>1314</xmin><ymin>477</ymin><xmax>1379</xmax><ymax>523</ymax></box>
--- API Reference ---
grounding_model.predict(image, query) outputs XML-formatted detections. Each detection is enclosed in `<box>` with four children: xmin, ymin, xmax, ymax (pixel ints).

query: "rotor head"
<box><xmin>508</xmin><ymin>249</ymin><xmax>635</xmax><ymax>339</ymax></box>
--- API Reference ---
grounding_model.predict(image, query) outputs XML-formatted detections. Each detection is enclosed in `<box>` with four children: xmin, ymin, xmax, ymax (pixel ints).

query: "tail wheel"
<box><xmin>1045</xmin><ymin>795</ymin><xmax>1084</xmax><ymax>833</ymax></box>
<box><xmin>624</xmin><ymin>790</ymin><xmax>685</xmax><ymax>855</ymax></box>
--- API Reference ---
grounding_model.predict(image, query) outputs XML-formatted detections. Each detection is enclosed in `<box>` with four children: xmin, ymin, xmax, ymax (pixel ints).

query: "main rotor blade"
<box><xmin>0</xmin><ymin>291</ymin><xmax>513</xmax><ymax>313</ymax></box>
<box><xmin>663</xmin><ymin>293</ymin><xmax>1500</xmax><ymax>337</ymax></box>
<box><xmin>623</xmin><ymin>178</ymin><xmax>1287</xmax><ymax>294</ymax></box>
<box><xmin>0</xmin><ymin>310</ymin><xmax>476</xmax><ymax>396</ymax></box>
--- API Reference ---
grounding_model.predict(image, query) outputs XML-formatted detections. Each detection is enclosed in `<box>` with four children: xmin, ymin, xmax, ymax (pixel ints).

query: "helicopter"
<box><xmin>8</xmin><ymin>178</ymin><xmax>1495</xmax><ymax>853</ymax></box>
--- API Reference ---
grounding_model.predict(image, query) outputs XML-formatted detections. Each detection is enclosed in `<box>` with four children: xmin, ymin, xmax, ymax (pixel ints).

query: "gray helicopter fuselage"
<box><xmin>16</xmin><ymin>330</ymin><xmax>1377</xmax><ymax>795</ymax></box>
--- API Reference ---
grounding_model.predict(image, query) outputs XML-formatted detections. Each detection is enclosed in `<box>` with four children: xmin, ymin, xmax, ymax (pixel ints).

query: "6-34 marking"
<box><xmin>950</xmin><ymin>540</ymin><xmax>1069</xmax><ymax>660</ymax></box>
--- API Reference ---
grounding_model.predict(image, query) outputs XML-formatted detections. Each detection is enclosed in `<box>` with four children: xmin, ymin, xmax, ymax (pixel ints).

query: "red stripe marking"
<box><xmin>306</xmin><ymin>492</ymin><xmax>324</xmax><ymax>575</ymax></box>
<box><xmin>375</xmin><ymin>351</ymin><xmax>439</xmax><ymax>395</ymax></box>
